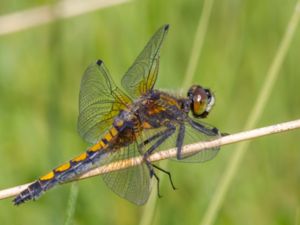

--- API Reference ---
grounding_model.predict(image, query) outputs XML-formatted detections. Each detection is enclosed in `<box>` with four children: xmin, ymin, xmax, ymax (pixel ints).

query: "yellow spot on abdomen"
<box><xmin>110</xmin><ymin>127</ymin><xmax>118</xmax><ymax>136</ymax></box>
<box><xmin>115</xmin><ymin>119</ymin><xmax>124</xmax><ymax>127</ymax></box>
<box><xmin>72</xmin><ymin>152</ymin><xmax>87</xmax><ymax>162</ymax></box>
<box><xmin>104</xmin><ymin>132</ymin><xmax>112</xmax><ymax>142</ymax></box>
<box><xmin>40</xmin><ymin>171</ymin><xmax>55</xmax><ymax>181</ymax></box>
<box><xmin>55</xmin><ymin>162</ymin><xmax>71</xmax><ymax>172</ymax></box>
<box><xmin>89</xmin><ymin>141</ymin><xmax>106</xmax><ymax>152</ymax></box>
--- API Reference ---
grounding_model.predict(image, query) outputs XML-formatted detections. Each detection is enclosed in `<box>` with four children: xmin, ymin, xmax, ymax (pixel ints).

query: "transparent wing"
<box><xmin>140</xmin><ymin>120</ymin><xmax>220</xmax><ymax>163</ymax></box>
<box><xmin>121</xmin><ymin>24</ymin><xmax>169</xmax><ymax>99</ymax></box>
<box><xmin>176</xmin><ymin>119</ymin><xmax>220</xmax><ymax>163</ymax></box>
<box><xmin>78</xmin><ymin>60</ymin><xmax>132</xmax><ymax>144</ymax></box>
<box><xmin>101</xmin><ymin>142</ymin><xmax>152</xmax><ymax>205</ymax></box>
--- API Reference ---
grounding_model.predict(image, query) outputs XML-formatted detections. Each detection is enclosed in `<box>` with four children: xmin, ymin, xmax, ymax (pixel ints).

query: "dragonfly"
<box><xmin>13</xmin><ymin>24</ymin><xmax>221</xmax><ymax>205</ymax></box>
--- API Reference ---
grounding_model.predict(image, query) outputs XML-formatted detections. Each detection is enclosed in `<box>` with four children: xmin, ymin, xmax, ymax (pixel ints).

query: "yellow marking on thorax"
<box><xmin>161</xmin><ymin>94</ymin><xmax>180</xmax><ymax>107</ymax></box>
<box><xmin>40</xmin><ymin>171</ymin><xmax>55</xmax><ymax>181</ymax></box>
<box><xmin>148</xmin><ymin>106</ymin><xmax>164</xmax><ymax>115</ymax></box>
<box><xmin>142</xmin><ymin>121</ymin><xmax>152</xmax><ymax>129</ymax></box>
<box><xmin>72</xmin><ymin>152</ymin><xmax>87</xmax><ymax>162</ymax></box>
<box><xmin>55</xmin><ymin>162</ymin><xmax>71</xmax><ymax>172</ymax></box>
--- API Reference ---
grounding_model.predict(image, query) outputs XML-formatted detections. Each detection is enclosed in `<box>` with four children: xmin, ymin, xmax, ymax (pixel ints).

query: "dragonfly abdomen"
<box><xmin>13</xmin><ymin>126</ymin><xmax>120</xmax><ymax>205</ymax></box>
<box><xmin>13</xmin><ymin>151</ymin><xmax>104</xmax><ymax>205</ymax></box>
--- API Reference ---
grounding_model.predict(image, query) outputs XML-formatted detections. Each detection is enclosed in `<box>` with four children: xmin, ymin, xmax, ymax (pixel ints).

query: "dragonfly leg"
<box><xmin>176</xmin><ymin>123</ymin><xmax>185</xmax><ymax>160</ymax></box>
<box><xmin>147</xmin><ymin>164</ymin><xmax>162</xmax><ymax>198</ymax></box>
<box><xmin>189</xmin><ymin>119</ymin><xmax>220</xmax><ymax>136</ymax></box>
<box><xmin>138</xmin><ymin>129</ymin><xmax>168</xmax><ymax>150</ymax></box>
<box><xmin>142</xmin><ymin>124</ymin><xmax>176</xmax><ymax>197</ymax></box>
<box><xmin>152</xmin><ymin>164</ymin><xmax>176</xmax><ymax>190</ymax></box>
<box><xmin>143</xmin><ymin>124</ymin><xmax>176</xmax><ymax>158</ymax></box>
<box><xmin>221</xmin><ymin>132</ymin><xmax>230</xmax><ymax>136</ymax></box>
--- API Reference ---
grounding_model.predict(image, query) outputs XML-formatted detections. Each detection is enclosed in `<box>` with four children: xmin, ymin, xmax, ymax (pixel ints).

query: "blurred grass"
<box><xmin>0</xmin><ymin>0</ymin><xmax>300</xmax><ymax>225</ymax></box>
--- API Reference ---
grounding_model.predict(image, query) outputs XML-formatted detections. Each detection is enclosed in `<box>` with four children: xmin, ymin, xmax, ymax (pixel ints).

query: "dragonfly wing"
<box><xmin>78</xmin><ymin>60</ymin><xmax>132</xmax><ymax>144</ymax></box>
<box><xmin>102</xmin><ymin>142</ymin><xmax>151</xmax><ymax>205</ymax></box>
<box><xmin>121</xmin><ymin>24</ymin><xmax>169</xmax><ymax>98</ymax></box>
<box><xmin>176</xmin><ymin>119</ymin><xmax>221</xmax><ymax>163</ymax></box>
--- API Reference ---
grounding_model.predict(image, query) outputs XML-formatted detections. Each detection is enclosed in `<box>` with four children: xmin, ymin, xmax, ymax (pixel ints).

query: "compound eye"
<box><xmin>193</xmin><ymin>90</ymin><xmax>208</xmax><ymax>116</ymax></box>
<box><xmin>188</xmin><ymin>85</ymin><xmax>208</xmax><ymax>117</ymax></box>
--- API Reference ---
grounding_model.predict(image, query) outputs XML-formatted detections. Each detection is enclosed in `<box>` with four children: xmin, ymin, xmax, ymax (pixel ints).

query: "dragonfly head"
<box><xmin>187</xmin><ymin>85</ymin><xmax>215</xmax><ymax>118</ymax></box>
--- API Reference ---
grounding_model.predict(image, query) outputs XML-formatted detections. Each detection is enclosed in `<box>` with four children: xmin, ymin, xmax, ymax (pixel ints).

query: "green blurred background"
<box><xmin>0</xmin><ymin>0</ymin><xmax>300</xmax><ymax>224</ymax></box>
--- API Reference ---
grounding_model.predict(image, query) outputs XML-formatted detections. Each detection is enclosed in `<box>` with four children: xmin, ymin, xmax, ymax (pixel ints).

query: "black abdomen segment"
<box><xmin>13</xmin><ymin>179</ymin><xmax>56</xmax><ymax>205</ymax></box>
